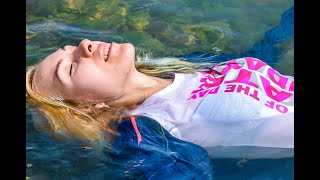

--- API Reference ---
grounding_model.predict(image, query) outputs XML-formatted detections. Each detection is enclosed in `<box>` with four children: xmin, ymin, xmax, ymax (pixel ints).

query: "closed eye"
<box><xmin>70</xmin><ymin>64</ymin><xmax>73</xmax><ymax>76</ymax></box>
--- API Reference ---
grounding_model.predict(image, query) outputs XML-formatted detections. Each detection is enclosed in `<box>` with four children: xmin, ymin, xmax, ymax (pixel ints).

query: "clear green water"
<box><xmin>27</xmin><ymin>0</ymin><xmax>293</xmax><ymax>74</ymax></box>
<box><xmin>26</xmin><ymin>0</ymin><xmax>294</xmax><ymax>179</ymax></box>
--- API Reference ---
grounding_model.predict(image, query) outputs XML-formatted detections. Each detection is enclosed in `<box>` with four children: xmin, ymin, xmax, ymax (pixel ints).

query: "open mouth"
<box><xmin>103</xmin><ymin>43</ymin><xmax>112</xmax><ymax>62</ymax></box>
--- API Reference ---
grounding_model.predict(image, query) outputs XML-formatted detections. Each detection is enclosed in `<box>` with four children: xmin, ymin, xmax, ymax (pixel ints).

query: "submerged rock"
<box><xmin>62</xmin><ymin>0</ymin><xmax>86</xmax><ymax>13</ymax></box>
<box><xmin>127</xmin><ymin>10</ymin><xmax>150</xmax><ymax>31</ymax></box>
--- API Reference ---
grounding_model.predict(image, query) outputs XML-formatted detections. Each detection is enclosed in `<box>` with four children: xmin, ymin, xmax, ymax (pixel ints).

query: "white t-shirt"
<box><xmin>130</xmin><ymin>57</ymin><xmax>294</xmax><ymax>159</ymax></box>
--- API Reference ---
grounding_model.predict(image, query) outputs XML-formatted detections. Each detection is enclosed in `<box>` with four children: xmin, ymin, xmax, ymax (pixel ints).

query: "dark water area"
<box><xmin>26</xmin><ymin>0</ymin><xmax>294</xmax><ymax>179</ymax></box>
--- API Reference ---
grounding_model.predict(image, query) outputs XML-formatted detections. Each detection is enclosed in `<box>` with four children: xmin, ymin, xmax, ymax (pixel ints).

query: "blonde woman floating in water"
<box><xmin>26</xmin><ymin>39</ymin><xmax>294</xmax><ymax>161</ymax></box>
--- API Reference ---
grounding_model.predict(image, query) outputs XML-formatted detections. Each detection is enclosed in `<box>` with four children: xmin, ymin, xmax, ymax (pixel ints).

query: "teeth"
<box><xmin>104</xmin><ymin>44</ymin><xmax>110</xmax><ymax>61</ymax></box>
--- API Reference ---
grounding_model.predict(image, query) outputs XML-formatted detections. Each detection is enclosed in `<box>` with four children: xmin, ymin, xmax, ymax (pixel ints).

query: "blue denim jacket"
<box><xmin>113</xmin><ymin>116</ymin><xmax>213</xmax><ymax>179</ymax></box>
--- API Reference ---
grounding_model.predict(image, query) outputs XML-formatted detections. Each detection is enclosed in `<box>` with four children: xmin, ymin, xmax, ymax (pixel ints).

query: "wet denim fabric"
<box><xmin>113</xmin><ymin>116</ymin><xmax>213</xmax><ymax>179</ymax></box>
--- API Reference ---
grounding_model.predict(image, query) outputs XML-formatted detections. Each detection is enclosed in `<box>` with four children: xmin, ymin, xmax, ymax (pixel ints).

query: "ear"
<box><xmin>94</xmin><ymin>102</ymin><xmax>109</xmax><ymax>109</ymax></box>
<box><xmin>78</xmin><ymin>105</ymin><xmax>96</xmax><ymax>113</ymax></box>
<box><xmin>77</xmin><ymin>103</ymin><xmax>109</xmax><ymax>114</ymax></box>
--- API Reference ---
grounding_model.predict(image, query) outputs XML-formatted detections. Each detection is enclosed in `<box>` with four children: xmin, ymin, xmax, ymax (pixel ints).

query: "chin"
<box><xmin>123</xmin><ymin>43</ymin><xmax>135</xmax><ymax>51</ymax></box>
<box><xmin>121</xmin><ymin>43</ymin><xmax>135</xmax><ymax>59</ymax></box>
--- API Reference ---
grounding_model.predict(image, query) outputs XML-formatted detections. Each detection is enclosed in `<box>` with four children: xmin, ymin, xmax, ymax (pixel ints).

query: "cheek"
<box><xmin>71</xmin><ymin>66</ymin><xmax>126</xmax><ymax>99</ymax></box>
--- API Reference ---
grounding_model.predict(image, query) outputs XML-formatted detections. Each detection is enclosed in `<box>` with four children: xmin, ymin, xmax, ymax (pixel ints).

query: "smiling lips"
<box><xmin>103</xmin><ymin>43</ymin><xmax>112</xmax><ymax>62</ymax></box>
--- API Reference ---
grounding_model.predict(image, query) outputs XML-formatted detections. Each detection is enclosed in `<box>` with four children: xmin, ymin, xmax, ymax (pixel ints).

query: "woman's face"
<box><xmin>33</xmin><ymin>39</ymin><xmax>136</xmax><ymax>103</ymax></box>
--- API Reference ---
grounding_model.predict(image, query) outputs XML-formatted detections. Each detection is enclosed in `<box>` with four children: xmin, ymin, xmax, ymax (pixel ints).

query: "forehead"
<box><xmin>33</xmin><ymin>49</ymin><xmax>64</xmax><ymax>96</ymax></box>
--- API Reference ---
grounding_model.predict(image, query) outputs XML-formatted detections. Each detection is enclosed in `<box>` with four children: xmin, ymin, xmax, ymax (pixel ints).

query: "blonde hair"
<box><xmin>26</xmin><ymin>55</ymin><xmax>213</xmax><ymax>148</ymax></box>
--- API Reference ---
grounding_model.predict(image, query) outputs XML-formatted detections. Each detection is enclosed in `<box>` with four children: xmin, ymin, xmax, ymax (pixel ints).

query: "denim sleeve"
<box><xmin>113</xmin><ymin>116</ymin><xmax>213</xmax><ymax>179</ymax></box>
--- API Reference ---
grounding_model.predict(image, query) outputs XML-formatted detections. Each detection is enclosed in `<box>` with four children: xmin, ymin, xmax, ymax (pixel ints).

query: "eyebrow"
<box><xmin>55</xmin><ymin>59</ymin><xmax>64</xmax><ymax>84</ymax></box>
<box><xmin>60</xmin><ymin>42</ymin><xmax>80</xmax><ymax>51</ymax></box>
<box><xmin>60</xmin><ymin>45</ymin><xmax>67</xmax><ymax>51</ymax></box>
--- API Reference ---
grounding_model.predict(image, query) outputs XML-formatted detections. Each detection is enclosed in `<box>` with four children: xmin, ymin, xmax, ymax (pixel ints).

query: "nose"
<box><xmin>78</xmin><ymin>39</ymin><xmax>93</xmax><ymax>57</ymax></box>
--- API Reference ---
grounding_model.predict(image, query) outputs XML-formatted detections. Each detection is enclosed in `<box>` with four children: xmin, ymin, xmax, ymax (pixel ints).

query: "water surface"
<box><xmin>26</xmin><ymin>0</ymin><xmax>294</xmax><ymax>179</ymax></box>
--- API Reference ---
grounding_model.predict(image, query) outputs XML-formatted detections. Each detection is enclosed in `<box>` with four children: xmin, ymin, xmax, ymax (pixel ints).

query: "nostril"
<box><xmin>88</xmin><ymin>44</ymin><xmax>92</xmax><ymax>52</ymax></box>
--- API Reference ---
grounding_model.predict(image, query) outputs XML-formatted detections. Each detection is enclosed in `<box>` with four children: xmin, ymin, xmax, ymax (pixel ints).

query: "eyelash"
<box><xmin>70</xmin><ymin>64</ymin><xmax>73</xmax><ymax>76</ymax></box>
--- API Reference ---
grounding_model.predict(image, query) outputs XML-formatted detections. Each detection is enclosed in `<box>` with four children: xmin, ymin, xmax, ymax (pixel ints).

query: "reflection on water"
<box><xmin>26</xmin><ymin>0</ymin><xmax>294</xmax><ymax>179</ymax></box>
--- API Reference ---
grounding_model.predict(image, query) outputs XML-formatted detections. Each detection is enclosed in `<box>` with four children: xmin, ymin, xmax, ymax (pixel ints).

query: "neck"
<box><xmin>107</xmin><ymin>71</ymin><xmax>173</xmax><ymax>108</ymax></box>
